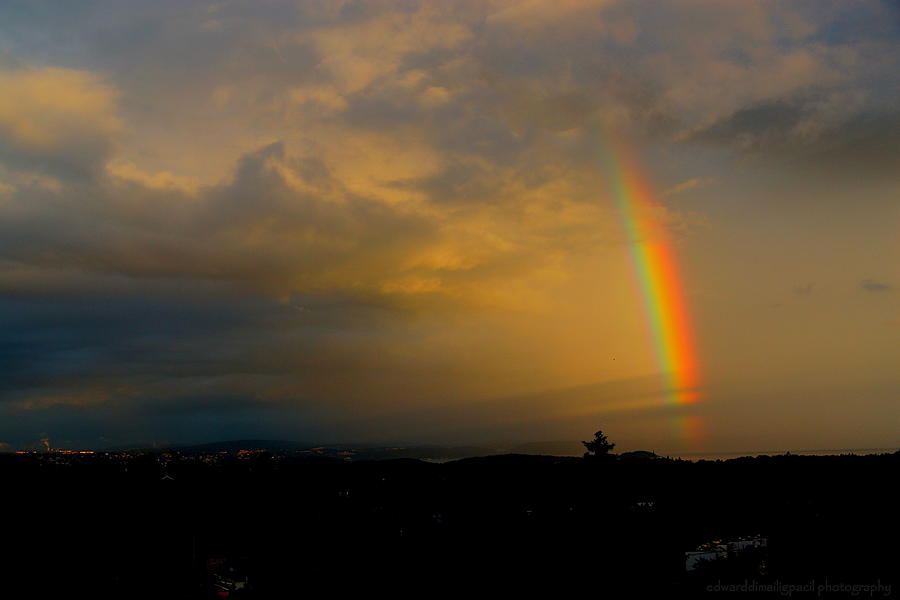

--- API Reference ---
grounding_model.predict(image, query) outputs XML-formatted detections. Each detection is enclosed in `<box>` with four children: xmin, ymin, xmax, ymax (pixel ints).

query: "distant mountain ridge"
<box><xmin>504</xmin><ymin>440</ymin><xmax>585</xmax><ymax>456</ymax></box>
<box><xmin>174</xmin><ymin>439</ymin><xmax>316</xmax><ymax>452</ymax></box>
<box><xmin>120</xmin><ymin>439</ymin><xmax>588</xmax><ymax>460</ymax></box>
<box><xmin>66</xmin><ymin>439</ymin><xmax>900</xmax><ymax>460</ymax></box>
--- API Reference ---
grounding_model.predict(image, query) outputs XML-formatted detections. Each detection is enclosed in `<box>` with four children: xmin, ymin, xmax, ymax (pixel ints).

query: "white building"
<box><xmin>685</xmin><ymin>551</ymin><xmax>719</xmax><ymax>571</ymax></box>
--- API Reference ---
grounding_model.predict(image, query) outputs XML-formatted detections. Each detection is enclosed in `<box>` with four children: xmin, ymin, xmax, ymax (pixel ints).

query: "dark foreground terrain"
<box><xmin>2</xmin><ymin>449</ymin><xmax>896</xmax><ymax>598</ymax></box>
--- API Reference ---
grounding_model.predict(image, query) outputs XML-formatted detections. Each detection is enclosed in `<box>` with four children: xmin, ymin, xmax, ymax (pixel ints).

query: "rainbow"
<box><xmin>600</xmin><ymin>133</ymin><xmax>701</xmax><ymax>409</ymax></box>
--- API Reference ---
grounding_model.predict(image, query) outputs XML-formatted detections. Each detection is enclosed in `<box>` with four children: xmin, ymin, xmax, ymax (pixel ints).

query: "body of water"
<box><xmin>669</xmin><ymin>447</ymin><xmax>898</xmax><ymax>461</ymax></box>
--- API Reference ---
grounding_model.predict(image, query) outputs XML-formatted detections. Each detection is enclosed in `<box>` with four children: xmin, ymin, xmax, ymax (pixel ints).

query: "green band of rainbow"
<box><xmin>601</xmin><ymin>134</ymin><xmax>701</xmax><ymax>407</ymax></box>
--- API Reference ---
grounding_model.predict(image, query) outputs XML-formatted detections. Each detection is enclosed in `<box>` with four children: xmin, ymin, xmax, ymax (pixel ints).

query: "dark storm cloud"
<box><xmin>692</xmin><ymin>101</ymin><xmax>804</xmax><ymax>146</ymax></box>
<box><xmin>0</xmin><ymin>285</ymin><xmax>272</xmax><ymax>395</ymax></box>
<box><xmin>691</xmin><ymin>100</ymin><xmax>900</xmax><ymax>176</ymax></box>
<box><xmin>0</xmin><ymin>140</ymin><xmax>438</xmax><ymax>294</ymax></box>
<box><xmin>0</xmin><ymin>274</ymin><xmax>411</xmax><ymax>447</ymax></box>
<box><xmin>860</xmin><ymin>279</ymin><xmax>893</xmax><ymax>293</ymax></box>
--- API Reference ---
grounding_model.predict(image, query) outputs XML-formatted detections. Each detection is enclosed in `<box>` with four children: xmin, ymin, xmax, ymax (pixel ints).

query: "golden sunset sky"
<box><xmin>0</xmin><ymin>0</ymin><xmax>897</xmax><ymax>453</ymax></box>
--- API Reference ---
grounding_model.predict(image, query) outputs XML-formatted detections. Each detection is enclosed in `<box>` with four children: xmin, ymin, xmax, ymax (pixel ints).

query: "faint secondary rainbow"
<box><xmin>600</xmin><ymin>133</ymin><xmax>701</xmax><ymax>408</ymax></box>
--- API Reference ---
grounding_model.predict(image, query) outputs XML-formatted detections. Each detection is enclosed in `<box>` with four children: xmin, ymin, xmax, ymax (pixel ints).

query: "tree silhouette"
<box><xmin>582</xmin><ymin>430</ymin><xmax>616</xmax><ymax>459</ymax></box>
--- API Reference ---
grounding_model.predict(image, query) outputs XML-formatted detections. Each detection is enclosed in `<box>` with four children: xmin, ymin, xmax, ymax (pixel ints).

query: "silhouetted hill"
<box><xmin>1</xmin><ymin>448</ymin><xmax>896</xmax><ymax>598</ymax></box>
<box><xmin>139</xmin><ymin>439</ymin><xmax>502</xmax><ymax>461</ymax></box>
<box><xmin>618</xmin><ymin>450</ymin><xmax>661</xmax><ymax>460</ymax></box>
<box><xmin>503</xmin><ymin>440</ymin><xmax>585</xmax><ymax>456</ymax></box>
<box><xmin>351</xmin><ymin>445</ymin><xmax>500</xmax><ymax>461</ymax></box>
<box><xmin>170</xmin><ymin>439</ymin><xmax>317</xmax><ymax>453</ymax></box>
<box><xmin>450</xmin><ymin>453</ymin><xmax>582</xmax><ymax>467</ymax></box>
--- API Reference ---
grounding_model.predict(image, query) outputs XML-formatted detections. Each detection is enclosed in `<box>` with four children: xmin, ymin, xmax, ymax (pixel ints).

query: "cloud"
<box><xmin>861</xmin><ymin>279</ymin><xmax>892</xmax><ymax>292</ymax></box>
<box><xmin>690</xmin><ymin>98</ymin><xmax>900</xmax><ymax>175</ymax></box>
<box><xmin>0</xmin><ymin>0</ymin><xmax>897</xmax><ymax>448</ymax></box>
<box><xmin>0</xmin><ymin>67</ymin><xmax>121</xmax><ymax>179</ymax></box>
<box><xmin>793</xmin><ymin>283</ymin><xmax>814</xmax><ymax>297</ymax></box>
<box><xmin>662</xmin><ymin>178</ymin><xmax>715</xmax><ymax>198</ymax></box>
<box><xmin>0</xmin><ymin>122</ymin><xmax>617</xmax><ymax>312</ymax></box>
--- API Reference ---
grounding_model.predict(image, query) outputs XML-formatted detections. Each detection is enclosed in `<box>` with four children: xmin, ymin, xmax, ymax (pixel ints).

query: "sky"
<box><xmin>0</xmin><ymin>0</ymin><xmax>897</xmax><ymax>453</ymax></box>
